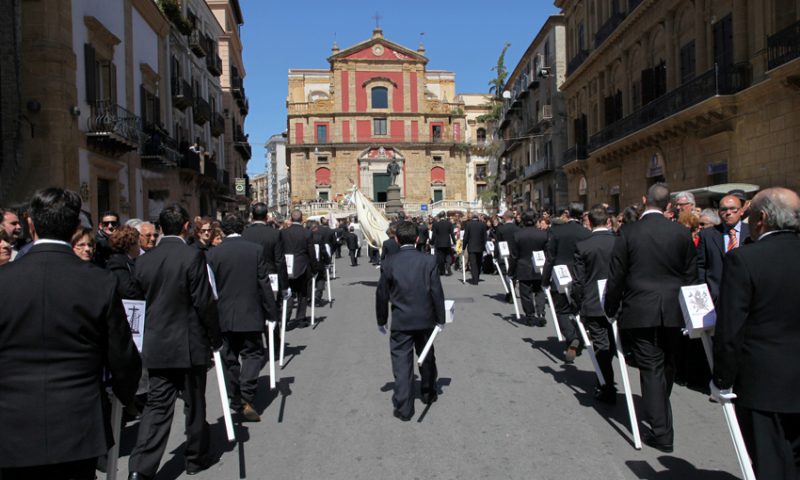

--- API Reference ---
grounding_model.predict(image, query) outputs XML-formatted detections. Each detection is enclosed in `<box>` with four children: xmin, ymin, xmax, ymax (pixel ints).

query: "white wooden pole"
<box><xmin>575</xmin><ymin>314</ymin><xmax>605</xmax><ymax>386</ymax></box>
<box><xmin>700</xmin><ymin>333</ymin><xmax>756</xmax><ymax>480</ymax></box>
<box><xmin>417</xmin><ymin>325</ymin><xmax>443</xmax><ymax>366</ymax></box>
<box><xmin>611</xmin><ymin>320</ymin><xmax>642</xmax><ymax>449</ymax></box>
<box><xmin>503</xmin><ymin>257</ymin><xmax>521</xmax><ymax>319</ymax></box>
<box><xmin>493</xmin><ymin>259</ymin><xmax>510</xmax><ymax>294</ymax></box>
<box><xmin>543</xmin><ymin>287</ymin><xmax>564</xmax><ymax>341</ymax></box>
<box><xmin>267</xmin><ymin>321</ymin><xmax>276</xmax><ymax>390</ymax></box>
<box><xmin>212</xmin><ymin>350</ymin><xmax>236</xmax><ymax>442</ymax></box>
<box><xmin>462</xmin><ymin>251</ymin><xmax>467</xmax><ymax>284</ymax></box>
<box><xmin>326</xmin><ymin>267</ymin><xmax>332</xmax><ymax>305</ymax></box>
<box><xmin>105</xmin><ymin>397</ymin><xmax>123</xmax><ymax>480</ymax></box>
<box><xmin>310</xmin><ymin>275</ymin><xmax>316</xmax><ymax>326</ymax></box>
<box><xmin>279</xmin><ymin>298</ymin><xmax>288</xmax><ymax>367</ymax></box>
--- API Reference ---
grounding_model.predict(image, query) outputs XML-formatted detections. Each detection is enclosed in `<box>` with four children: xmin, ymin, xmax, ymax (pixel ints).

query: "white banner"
<box><xmin>123</xmin><ymin>299</ymin><xmax>146</xmax><ymax>352</ymax></box>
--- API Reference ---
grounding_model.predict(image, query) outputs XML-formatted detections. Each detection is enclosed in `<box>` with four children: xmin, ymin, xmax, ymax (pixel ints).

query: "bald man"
<box><xmin>712</xmin><ymin>187</ymin><xmax>800</xmax><ymax>480</ymax></box>
<box><xmin>697</xmin><ymin>194</ymin><xmax>750</xmax><ymax>304</ymax></box>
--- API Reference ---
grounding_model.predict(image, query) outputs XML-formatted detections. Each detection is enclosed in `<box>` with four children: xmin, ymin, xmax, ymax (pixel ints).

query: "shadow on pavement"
<box><xmin>492</xmin><ymin>312</ymin><xmax>519</xmax><ymax>328</ymax></box>
<box><xmin>152</xmin><ymin>417</ymin><xmax>241</xmax><ymax>480</ymax></box>
<box><xmin>626</xmin><ymin>456</ymin><xmax>739</xmax><ymax>480</ymax></box>
<box><xmin>346</xmin><ymin>280</ymin><xmax>379</xmax><ymax>287</ymax></box>
<box><xmin>522</xmin><ymin>336</ymin><xmax>563</xmax><ymax>363</ymax></box>
<box><xmin>276</xmin><ymin>376</ymin><xmax>295</xmax><ymax>423</ymax></box>
<box><xmin>483</xmin><ymin>293</ymin><xmax>509</xmax><ymax>304</ymax></box>
<box><xmin>279</xmin><ymin>344</ymin><xmax>307</xmax><ymax>370</ymax></box>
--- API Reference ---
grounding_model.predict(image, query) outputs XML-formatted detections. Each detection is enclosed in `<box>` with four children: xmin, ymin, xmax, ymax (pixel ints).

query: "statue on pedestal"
<box><xmin>386</xmin><ymin>159</ymin><xmax>400</xmax><ymax>186</ymax></box>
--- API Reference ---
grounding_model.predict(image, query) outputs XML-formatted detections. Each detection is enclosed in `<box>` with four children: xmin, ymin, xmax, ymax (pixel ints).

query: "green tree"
<box><xmin>488</xmin><ymin>43</ymin><xmax>511</xmax><ymax>99</ymax></box>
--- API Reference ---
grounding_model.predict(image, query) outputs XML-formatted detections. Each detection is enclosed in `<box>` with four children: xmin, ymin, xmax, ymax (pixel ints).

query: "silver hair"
<box><xmin>125</xmin><ymin>218</ymin><xmax>143</xmax><ymax>229</ymax></box>
<box><xmin>751</xmin><ymin>190</ymin><xmax>800</xmax><ymax>231</ymax></box>
<box><xmin>699</xmin><ymin>208</ymin><xmax>720</xmax><ymax>226</ymax></box>
<box><xmin>674</xmin><ymin>191</ymin><xmax>696</xmax><ymax>205</ymax></box>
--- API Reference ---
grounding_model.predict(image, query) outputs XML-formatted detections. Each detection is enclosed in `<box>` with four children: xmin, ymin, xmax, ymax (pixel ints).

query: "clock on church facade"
<box><xmin>286</xmin><ymin>28</ymin><xmax>470</xmax><ymax>206</ymax></box>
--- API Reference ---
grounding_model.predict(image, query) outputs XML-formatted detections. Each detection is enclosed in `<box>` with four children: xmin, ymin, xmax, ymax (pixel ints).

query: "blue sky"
<box><xmin>240</xmin><ymin>0</ymin><xmax>560</xmax><ymax>175</ymax></box>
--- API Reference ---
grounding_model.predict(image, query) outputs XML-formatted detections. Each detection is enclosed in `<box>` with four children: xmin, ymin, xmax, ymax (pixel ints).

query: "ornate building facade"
<box><xmin>557</xmin><ymin>0</ymin><xmax>800</xmax><ymax>210</ymax></box>
<box><xmin>286</xmin><ymin>28</ymin><xmax>470</xmax><ymax>210</ymax></box>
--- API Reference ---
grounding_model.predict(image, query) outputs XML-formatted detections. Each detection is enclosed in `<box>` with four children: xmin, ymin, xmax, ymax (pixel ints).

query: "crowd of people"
<box><xmin>0</xmin><ymin>182</ymin><xmax>798</xmax><ymax>480</ymax></box>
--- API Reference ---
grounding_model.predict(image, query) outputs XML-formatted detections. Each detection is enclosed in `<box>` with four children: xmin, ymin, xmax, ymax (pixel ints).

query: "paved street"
<box><xmin>116</xmin><ymin>258</ymin><xmax>742</xmax><ymax>480</ymax></box>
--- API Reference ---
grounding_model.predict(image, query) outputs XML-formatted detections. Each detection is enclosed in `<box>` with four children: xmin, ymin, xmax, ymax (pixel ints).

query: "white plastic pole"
<box><xmin>575</xmin><ymin>314</ymin><xmax>606</xmax><ymax>386</ymax></box>
<box><xmin>417</xmin><ymin>324</ymin><xmax>443</xmax><ymax>366</ymax></box>
<box><xmin>106</xmin><ymin>397</ymin><xmax>123</xmax><ymax>480</ymax></box>
<box><xmin>543</xmin><ymin>287</ymin><xmax>564</xmax><ymax>341</ymax></box>
<box><xmin>611</xmin><ymin>320</ymin><xmax>642</xmax><ymax>450</ymax></box>
<box><xmin>267</xmin><ymin>321</ymin><xmax>276</xmax><ymax>390</ymax></box>
<box><xmin>462</xmin><ymin>251</ymin><xmax>467</xmax><ymax>284</ymax></box>
<box><xmin>503</xmin><ymin>258</ymin><xmax>521</xmax><ymax>319</ymax></box>
<box><xmin>212</xmin><ymin>350</ymin><xmax>236</xmax><ymax>442</ymax></box>
<box><xmin>310</xmin><ymin>275</ymin><xmax>316</xmax><ymax>326</ymax></box>
<box><xmin>326</xmin><ymin>267</ymin><xmax>332</xmax><ymax>305</ymax></box>
<box><xmin>700</xmin><ymin>333</ymin><xmax>756</xmax><ymax>480</ymax></box>
<box><xmin>332</xmin><ymin>257</ymin><xmax>336</xmax><ymax>278</ymax></box>
<box><xmin>493</xmin><ymin>259</ymin><xmax>510</xmax><ymax>294</ymax></box>
<box><xmin>279</xmin><ymin>298</ymin><xmax>288</xmax><ymax>367</ymax></box>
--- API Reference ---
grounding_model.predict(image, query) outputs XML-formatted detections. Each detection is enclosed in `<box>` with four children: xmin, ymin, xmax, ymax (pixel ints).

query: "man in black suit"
<box><xmin>207</xmin><ymin>214</ymin><xmax>278</xmax><ymax>423</ymax></box>
<box><xmin>310</xmin><ymin>220</ymin><xmax>332</xmax><ymax>303</ymax></box>
<box><xmin>573</xmin><ymin>205</ymin><xmax>617</xmax><ymax>404</ymax></box>
<box><xmin>509</xmin><ymin>210</ymin><xmax>548</xmax><ymax>325</ymax></box>
<box><xmin>495</xmin><ymin>210</ymin><xmax>520</xmax><ymax>301</ymax></box>
<box><xmin>376</xmin><ymin>221</ymin><xmax>446</xmax><ymax>421</ymax></box>
<box><xmin>380</xmin><ymin>224</ymin><xmax>400</xmax><ymax>263</ymax></box>
<box><xmin>712</xmin><ymin>187</ymin><xmax>800</xmax><ymax>480</ymax></box>
<box><xmin>542</xmin><ymin>203</ymin><xmax>591</xmax><ymax>362</ymax></box>
<box><xmin>462</xmin><ymin>212</ymin><xmax>487</xmax><ymax>284</ymax></box>
<box><xmin>346</xmin><ymin>226</ymin><xmax>359</xmax><ymax>266</ymax></box>
<box><xmin>93</xmin><ymin>210</ymin><xmax>119</xmax><ymax>268</ymax></box>
<box><xmin>430</xmin><ymin>212</ymin><xmax>454</xmax><ymax>275</ymax></box>
<box><xmin>416</xmin><ymin>216</ymin><xmax>429</xmax><ymax>252</ymax></box>
<box><xmin>0</xmin><ymin>188</ymin><xmax>141</xmax><ymax>480</ymax></box>
<box><xmin>279</xmin><ymin>210</ymin><xmax>318</xmax><ymax>326</ymax></box>
<box><xmin>128</xmin><ymin>204</ymin><xmax>222</xmax><ymax>479</ymax></box>
<box><xmin>242</xmin><ymin>202</ymin><xmax>288</xmax><ymax>296</ymax></box>
<box><xmin>604</xmin><ymin>184</ymin><xmax>697</xmax><ymax>453</ymax></box>
<box><xmin>697</xmin><ymin>194</ymin><xmax>749</xmax><ymax>304</ymax></box>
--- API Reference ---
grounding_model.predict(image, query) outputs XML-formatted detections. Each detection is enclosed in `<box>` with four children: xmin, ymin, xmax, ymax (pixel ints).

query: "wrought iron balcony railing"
<box><xmin>768</xmin><ymin>19</ymin><xmax>800</xmax><ymax>70</ymax></box>
<box><xmin>211</xmin><ymin>113</ymin><xmax>225</xmax><ymax>137</ymax></box>
<box><xmin>563</xmin><ymin>145</ymin><xmax>588</xmax><ymax>164</ymax></box>
<box><xmin>141</xmin><ymin>132</ymin><xmax>180</xmax><ymax>169</ymax></box>
<box><xmin>193</xmin><ymin>97</ymin><xmax>211</xmax><ymax>125</ymax></box>
<box><xmin>207</xmin><ymin>54</ymin><xmax>222</xmax><ymax>76</ymax></box>
<box><xmin>171</xmin><ymin>77</ymin><xmax>193</xmax><ymax>110</ymax></box>
<box><xmin>86</xmin><ymin>100</ymin><xmax>141</xmax><ymax>151</ymax></box>
<box><xmin>188</xmin><ymin>30</ymin><xmax>207</xmax><ymax>57</ymax></box>
<box><xmin>567</xmin><ymin>49</ymin><xmax>589</xmax><ymax>76</ymax></box>
<box><xmin>595</xmin><ymin>12</ymin><xmax>626</xmax><ymax>48</ymax></box>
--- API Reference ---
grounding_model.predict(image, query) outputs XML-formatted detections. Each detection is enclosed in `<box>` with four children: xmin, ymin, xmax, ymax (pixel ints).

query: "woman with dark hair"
<box><xmin>71</xmin><ymin>227</ymin><xmax>95</xmax><ymax>262</ymax></box>
<box><xmin>192</xmin><ymin>216</ymin><xmax>215</xmax><ymax>251</ymax></box>
<box><xmin>107</xmin><ymin>226</ymin><xmax>142</xmax><ymax>299</ymax></box>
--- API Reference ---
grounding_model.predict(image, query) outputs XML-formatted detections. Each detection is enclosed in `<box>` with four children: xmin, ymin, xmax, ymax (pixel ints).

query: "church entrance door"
<box><xmin>373</xmin><ymin>173</ymin><xmax>390</xmax><ymax>202</ymax></box>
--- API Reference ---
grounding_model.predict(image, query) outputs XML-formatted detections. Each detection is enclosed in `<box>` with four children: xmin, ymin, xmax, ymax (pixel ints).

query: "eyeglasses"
<box><xmin>699</xmin><ymin>222</ymin><xmax>709</xmax><ymax>227</ymax></box>
<box><xmin>102</xmin><ymin>221</ymin><xmax>119</xmax><ymax>227</ymax></box>
<box><xmin>200</xmin><ymin>228</ymin><xmax>213</xmax><ymax>233</ymax></box>
<box><xmin>675</xmin><ymin>202</ymin><xmax>692</xmax><ymax>207</ymax></box>
<box><xmin>141</xmin><ymin>233</ymin><xmax>159</xmax><ymax>238</ymax></box>
<box><xmin>719</xmin><ymin>207</ymin><xmax>740</xmax><ymax>213</ymax></box>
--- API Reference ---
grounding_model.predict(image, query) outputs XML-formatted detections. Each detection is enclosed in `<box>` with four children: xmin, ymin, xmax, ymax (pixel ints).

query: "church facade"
<box><xmin>286</xmin><ymin>28</ymin><xmax>471</xmax><ymax>208</ymax></box>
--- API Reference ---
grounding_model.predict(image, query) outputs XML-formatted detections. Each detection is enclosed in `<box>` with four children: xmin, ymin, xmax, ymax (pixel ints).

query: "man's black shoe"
<box><xmin>393</xmin><ymin>409</ymin><xmax>412</xmax><ymax>422</ymax></box>
<box><xmin>534</xmin><ymin>317</ymin><xmax>547</xmax><ymax>327</ymax></box>
<box><xmin>421</xmin><ymin>393</ymin><xmax>438</xmax><ymax>405</ymax></box>
<box><xmin>128</xmin><ymin>473</ymin><xmax>152</xmax><ymax>480</ymax></box>
<box><xmin>594</xmin><ymin>387</ymin><xmax>617</xmax><ymax>405</ymax></box>
<box><xmin>643</xmin><ymin>434</ymin><xmax>674</xmax><ymax>453</ymax></box>
<box><xmin>186</xmin><ymin>456</ymin><xmax>217</xmax><ymax>475</ymax></box>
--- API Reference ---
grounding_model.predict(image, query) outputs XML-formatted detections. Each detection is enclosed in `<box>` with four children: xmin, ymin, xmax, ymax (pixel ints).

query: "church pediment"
<box><xmin>328</xmin><ymin>30</ymin><xmax>427</xmax><ymax>65</ymax></box>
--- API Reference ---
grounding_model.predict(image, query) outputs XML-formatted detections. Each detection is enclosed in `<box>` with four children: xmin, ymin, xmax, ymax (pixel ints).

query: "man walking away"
<box><xmin>128</xmin><ymin>204</ymin><xmax>222</xmax><ymax>479</ymax></box>
<box><xmin>376</xmin><ymin>221</ymin><xmax>445</xmax><ymax>421</ymax></box>
<box><xmin>431</xmin><ymin>212</ymin><xmax>454</xmax><ymax>275</ymax></box>
<box><xmin>207</xmin><ymin>214</ymin><xmax>278</xmax><ymax>423</ymax></box>
<box><xmin>573</xmin><ymin>205</ymin><xmax>617</xmax><ymax>404</ymax></box>
<box><xmin>346</xmin><ymin>226</ymin><xmax>359</xmax><ymax>266</ymax></box>
<box><xmin>462</xmin><ymin>212</ymin><xmax>487</xmax><ymax>284</ymax></box>
<box><xmin>509</xmin><ymin>210</ymin><xmax>548</xmax><ymax>325</ymax></box>
<box><xmin>279</xmin><ymin>210</ymin><xmax>318</xmax><ymax>327</ymax></box>
<box><xmin>604</xmin><ymin>184</ymin><xmax>697</xmax><ymax>453</ymax></box>
<box><xmin>0</xmin><ymin>188</ymin><xmax>141</xmax><ymax>480</ymax></box>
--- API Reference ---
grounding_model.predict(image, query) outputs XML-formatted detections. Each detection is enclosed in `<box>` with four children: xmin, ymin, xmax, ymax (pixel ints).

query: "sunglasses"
<box><xmin>102</xmin><ymin>221</ymin><xmax>119</xmax><ymax>227</ymax></box>
<box><xmin>200</xmin><ymin>228</ymin><xmax>213</xmax><ymax>233</ymax></box>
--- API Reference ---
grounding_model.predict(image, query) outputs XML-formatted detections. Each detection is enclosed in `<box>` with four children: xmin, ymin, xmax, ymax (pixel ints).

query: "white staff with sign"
<box><xmin>206</xmin><ymin>269</ymin><xmax>236</xmax><ymax>442</ymax></box>
<box><xmin>418</xmin><ymin>300</ymin><xmax>455</xmax><ymax>366</ymax></box>
<box><xmin>498</xmin><ymin>241</ymin><xmax>521</xmax><ymax>320</ymax></box>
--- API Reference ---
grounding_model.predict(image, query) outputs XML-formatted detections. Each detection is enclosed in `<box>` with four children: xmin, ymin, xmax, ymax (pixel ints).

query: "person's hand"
<box><xmin>709</xmin><ymin>380</ymin><xmax>737</xmax><ymax>403</ymax></box>
<box><xmin>378</xmin><ymin>325</ymin><xmax>388</xmax><ymax>335</ymax></box>
<box><xmin>210</xmin><ymin>335</ymin><xmax>223</xmax><ymax>351</ymax></box>
<box><xmin>436</xmin><ymin>323</ymin><xmax>445</xmax><ymax>332</ymax></box>
<box><xmin>281</xmin><ymin>288</ymin><xmax>292</xmax><ymax>300</ymax></box>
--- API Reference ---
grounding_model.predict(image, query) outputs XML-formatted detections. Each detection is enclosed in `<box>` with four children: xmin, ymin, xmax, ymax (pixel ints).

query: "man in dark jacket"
<box><xmin>712</xmin><ymin>187</ymin><xmax>800</xmax><ymax>480</ymax></box>
<box><xmin>697</xmin><ymin>194</ymin><xmax>749</xmax><ymax>304</ymax></box>
<box><xmin>416</xmin><ymin>217</ymin><xmax>429</xmax><ymax>252</ymax></box>
<box><xmin>242</xmin><ymin>202</ymin><xmax>287</xmax><ymax>296</ymax></box>
<box><xmin>572</xmin><ymin>205</ymin><xmax>617</xmax><ymax>403</ymax></box>
<box><xmin>509</xmin><ymin>210</ymin><xmax>548</xmax><ymax>325</ymax></box>
<box><xmin>128</xmin><ymin>204</ymin><xmax>222</xmax><ymax>479</ymax></box>
<box><xmin>346</xmin><ymin>226</ymin><xmax>359</xmax><ymax>266</ymax></box>
<box><xmin>604</xmin><ymin>184</ymin><xmax>697</xmax><ymax>453</ymax></box>
<box><xmin>462</xmin><ymin>213</ymin><xmax>487</xmax><ymax>284</ymax></box>
<box><xmin>93</xmin><ymin>210</ymin><xmax>119</xmax><ymax>268</ymax></box>
<box><xmin>495</xmin><ymin>210</ymin><xmax>520</xmax><ymax>301</ymax></box>
<box><xmin>207</xmin><ymin>214</ymin><xmax>278</xmax><ymax>423</ymax></box>
<box><xmin>542</xmin><ymin>203</ymin><xmax>591</xmax><ymax>362</ymax></box>
<box><xmin>0</xmin><ymin>188</ymin><xmax>141</xmax><ymax>480</ymax></box>
<box><xmin>376</xmin><ymin>221</ymin><xmax>446</xmax><ymax>421</ymax></box>
<box><xmin>380</xmin><ymin>224</ymin><xmax>401</xmax><ymax>263</ymax></box>
<box><xmin>430</xmin><ymin>212</ymin><xmax>454</xmax><ymax>275</ymax></box>
<box><xmin>279</xmin><ymin>210</ymin><xmax>318</xmax><ymax>326</ymax></box>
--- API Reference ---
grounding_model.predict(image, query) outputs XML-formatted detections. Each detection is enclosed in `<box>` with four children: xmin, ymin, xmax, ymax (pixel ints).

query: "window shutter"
<box><xmin>641</xmin><ymin>68</ymin><xmax>654</xmax><ymax>106</ymax></box>
<box><xmin>140</xmin><ymin>85</ymin><xmax>147</xmax><ymax>125</ymax></box>
<box><xmin>84</xmin><ymin>44</ymin><xmax>96</xmax><ymax>104</ymax></box>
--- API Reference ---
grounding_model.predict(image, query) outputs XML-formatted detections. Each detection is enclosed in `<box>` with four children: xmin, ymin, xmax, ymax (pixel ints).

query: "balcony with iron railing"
<box><xmin>567</xmin><ymin>49</ymin><xmax>590</xmax><ymax>76</ymax></box>
<box><xmin>588</xmin><ymin>64</ymin><xmax>751</xmax><ymax>152</ymax></box>
<box><xmin>768</xmin><ymin>19</ymin><xmax>800</xmax><ymax>70</ymax></box>
<box><xmin>231</xmin><ymin>74</ymin><xmax>244</xmax><ymax>100</ymax></box>
<box><xmin>234</xmin><ymin>127</ymin><xmax>252</xmax><ymax>160</ymax></box>
<box><xmin>141</xmin><ymin>131</ymin><xmax>180</xmax><ymax>169</ymax></box>
<box><xmin>202</xmin><ymin>157</ymin><xmax>218</xmax><ymax>180</ymax></box>
<box><xmin>595</xmin><ymin>12</ymin><xmax>626</xmax><ymax>48</ymax></box>
<box><xmin>188</xmin><ymin>30</ymin><xmax>207</xmax><ymax>57</ymax></box>
<box><xmin>523</xmin><ymin>158</ymin><xmax>554</xmax><ymax>179</ymax></box>
<box><xmin>180</xmin><ymin>148</ymin><xmax>201</xmax><ymax>173</ymax></box>
<box><xmin>563</xmin><ymin>145</ymin><xmax>589</xmax><ymax>164</ymax></box>
<box><xmin>628</xmin><ymin>0</ymin><xmax>644</xmax><ymax>11</ymax></box>
<box><xmin>171</xmin><ymin>77</ymin><xmax>193</xmax><ymax>110</ymax></box>
<box><xmin>239</xmin><ymin>96</ymin><xmax>249</xmax><ymax>116</ymax></box>
<box><xmin>193</xmin><ymin>97</ymin><xmax>211</xmax><ymax>125</ymax></box>
<box><xmin>211</xmin><ymin>112</ymin><xmax>225</xmax><ymax>137</ymax></box>
<box><xmin>86</xmin><ymin>100</ymin><xmax>141</xmax><ymax>153</ymax></box>
<box><xmin>207</xmin><ymin>54</ymin><xmax>222</xmax><ymax>76</ymax></box>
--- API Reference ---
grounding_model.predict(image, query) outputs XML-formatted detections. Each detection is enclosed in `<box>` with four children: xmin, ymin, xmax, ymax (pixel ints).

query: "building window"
<box><xmin>680</xmin><ymin>41</ymin><xmax>696</xmax><ymax>84</ymax></box>
<box><xmin>372</xmin><ymin>86</ymin><xmax>388</xmax><ymax>108</ymax></box>
<box><xmin>476</xmin><ymin>164</ymin><xmax>487</xmax><ymax>181</ymax></box>
<box><xmin>431</xmin><ymin>125</ymin><xmax>442</xmax><ymax>142</ymax></box>
<box><xmin>433</xmin><ymin>188</ymin><xmax>444</xmax><ymax>202</ymax></box>
<box><xmin>316</xmin><ymin>124</ymin><xmax>327</xmax><ymax>143</ymax></box>
<box><xmin>318</xmin><ymin>191</ymin><xmax>329</xmax><ymax>201</ymax></box>
<box><xmin>97</xmin><ymin>177</ymin><xmax>112</xmax><ymax>214</ymax></box>
<box><xmin>476</xmin><ymin>128</ymin><xmax>486</xmax><ymax>143</ymax></box>
<box><xmin>316</xmin><ymin>155</ymin><xmax>328</xmax><ymax>164</ymax></box>
<box><xmin>374</xmin><ymin>118</ymin><xmax>387</xmax><ymax>136</ymax></box>
<box><xmin>84</xmin><ymin>44</ymin><xmax>117</xmax><ymax>104</ymax></box>
<box><xmin>432</xmin><ymin>155</ymin><xmax>443</xmax><ymax>163</ymax></box>
<box><xmin>140</xmin><ymin>85</ymin><xmax>160</xmax><ymax>130</ymax></box>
